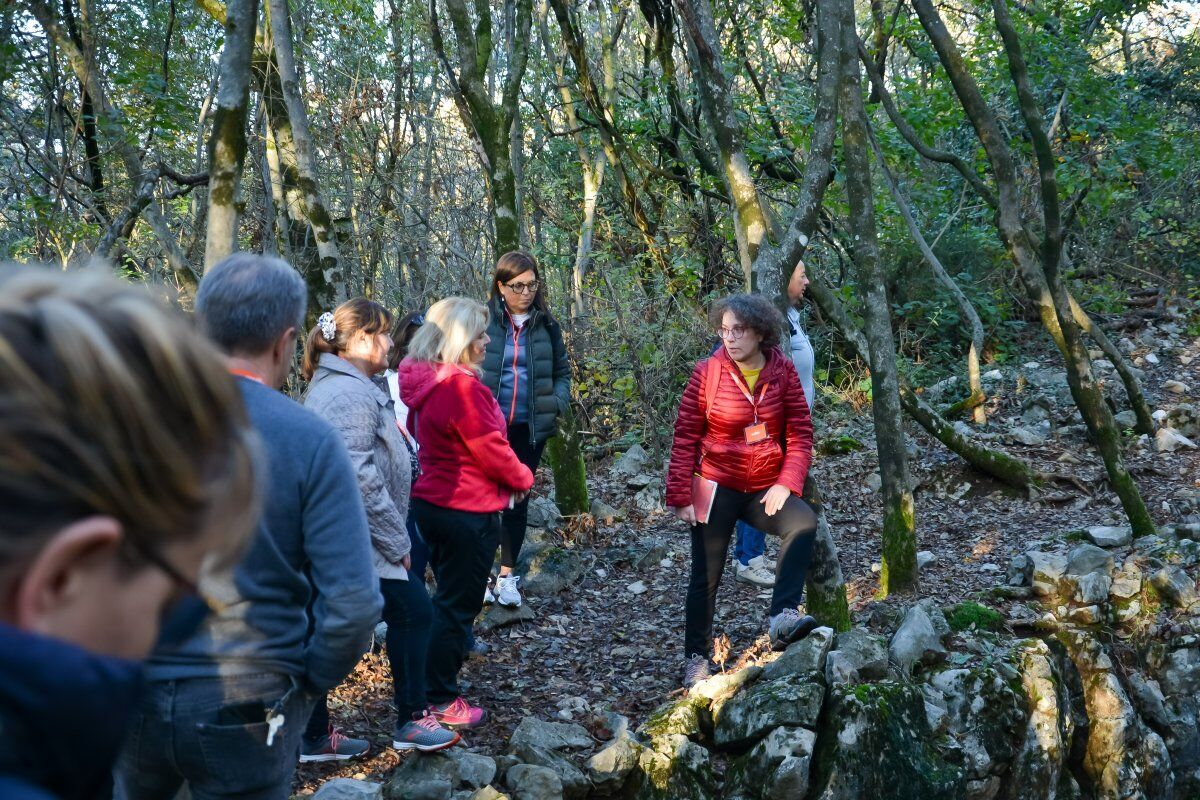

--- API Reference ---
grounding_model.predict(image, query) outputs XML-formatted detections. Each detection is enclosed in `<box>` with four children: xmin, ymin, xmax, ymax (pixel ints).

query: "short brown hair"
<box><xmin>708</xmin><ymin>293</ymin><xmax>783</xmax><ymax>350</ymax></box>
<box><xmin>301</xmin><ymin>297</ymin><xmax>394</xmax><ymax>380</ymax></box>
<box><xmin>0</xmin><ymin>266</ymin><xmax>259</xmax><ymax>568</ymax></box>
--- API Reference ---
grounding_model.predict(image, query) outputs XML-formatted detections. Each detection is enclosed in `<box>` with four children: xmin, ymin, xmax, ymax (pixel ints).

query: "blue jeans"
<box><xmin>114</xmin><ymin>673</ymin><xmax>313</xmax><ymax>800</ymax></box>
<box><xmin>733</xmin><ymin>520</ymin><xmax>767</xmax><ymax>566</ymax></box>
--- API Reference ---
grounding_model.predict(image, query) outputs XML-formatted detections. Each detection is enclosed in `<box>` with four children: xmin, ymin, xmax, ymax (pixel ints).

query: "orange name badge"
<box><xmin>744</xmin><ymin>422</ymin><xmax>768</xmax><ymax>445</ymax></box>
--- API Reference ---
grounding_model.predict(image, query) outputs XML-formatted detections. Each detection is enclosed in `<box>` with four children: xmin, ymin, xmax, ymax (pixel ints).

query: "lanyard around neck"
<box><xmin>724</xmin><ymin>365</ymin><xmax>769</xmax><ymax>422</ymax></box>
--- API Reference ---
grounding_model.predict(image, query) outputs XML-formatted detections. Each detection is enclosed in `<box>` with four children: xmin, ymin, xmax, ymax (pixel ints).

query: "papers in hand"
<box><xmin>691</xmin><ymin>474</ymin><xmax>718</xmax><ymax>524</ymax></box>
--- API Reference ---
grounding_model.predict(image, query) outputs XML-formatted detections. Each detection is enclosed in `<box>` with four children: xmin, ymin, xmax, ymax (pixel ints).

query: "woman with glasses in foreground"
<box><xmin>666</xmin><ymin>293</ymin><xmax>820</xmax><ymax>689</ymax></box>
<box><xmin>0</xmin><ymin>266</ymin><xmax>258</xmax><ymax>800</ymax></box>
<box><xmin>479</xmin><ymin>251</ymin><xmax>571</xmax><ymax>610</ymax></box>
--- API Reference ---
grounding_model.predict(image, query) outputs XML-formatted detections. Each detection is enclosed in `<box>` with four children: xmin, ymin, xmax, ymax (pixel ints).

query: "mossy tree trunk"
<box><xmin>837</xmin><ymin>0</ymin><xmax>917</xmax><ymax>596</ymax></box>
<box><xmin>544</xmin><ymin>402</ymin><xmax>590</xmax><ymax>516</ymax></box>
<box><xmin>204</xmin><ymin>0</ymin><xmax>259</xmax><ymax>270</ymax></box>
<box><xmin>266</xmin><ymin>0</ymin><xmax>346</xmax><ymax>303</ymax></box>
<box><xmin>805</xmin><ymin>479</ymin><xmax>852</xmax><ymax>632</ymax></box>
<box><xmin>428</xmin><ymin>0</ymin><xmax>532</xmax><ymax>257</ymax></box>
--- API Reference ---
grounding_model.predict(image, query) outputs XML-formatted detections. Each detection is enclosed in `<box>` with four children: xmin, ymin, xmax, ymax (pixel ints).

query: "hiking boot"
<box><xmin>768</xmin><ymin>609</ymin><xmax>818</xmax><ymax>651</ymax></box>
<box><xmin>495</xmin><ymin>574</ymin><xmax>523</xmax><ymax>608</ymax></box>
<box><xmin>299</xmin><ymin>726</ymin><xmax>370</xmax><ymax>762</ymax></box>
<box><xmin>734</xmin><ymin>557</ymin><xmax>775</xmax><ymax>588</ymax></box>
<box><xmin>393</xmin><ymin>713</ymin><xmax>462</xmax><ymax>752</ymax></box>
<box><xmin>483</xmin><ymin>575</ymin><xmax>496</xmax><ymax>605</ymax></box>
<box><xmin>682</xmin><ymin>655</ymin><xmax>712</xmax><ymax>689</ymax></box>
<box><xmin>428</xmin><ymin>697</ymin><xmax>487</xmax><ymax>729</ymax></box>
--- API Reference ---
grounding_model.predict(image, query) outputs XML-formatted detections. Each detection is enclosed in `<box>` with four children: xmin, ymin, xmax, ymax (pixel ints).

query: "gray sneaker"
<box><xmin>393</xmin><ymin>712</ymin><xmax>462</xmax><ymax>752</ymax></box>
<box><xmin>768</xmin><ymin>609</ymin><xmax>818</xmax><ymax>651</ymax></box>
<box><xmin>299</xmin><ymin>726</ymin><xmax>370</xmax><ymax>762</ymax></box>
<box><xmin>682</xmin><ymin>655</ymin><xmax>712</xmax><ymax>689</ymax></box>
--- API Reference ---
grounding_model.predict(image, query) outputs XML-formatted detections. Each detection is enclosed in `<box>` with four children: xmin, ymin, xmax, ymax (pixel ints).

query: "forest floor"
<box><xmin>294</xmin><ymin>317</ymin><xmax>1200</xmax><ymax>795</ymax></box>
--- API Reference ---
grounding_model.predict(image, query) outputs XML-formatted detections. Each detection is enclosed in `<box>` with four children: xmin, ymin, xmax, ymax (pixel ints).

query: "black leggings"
<box><xmin>500</xmin><ymin>423</ymin><xmax>547</xmax><ymax>570</ymax></box>
<box><xmin>684</xmin><ymin>485</ymin><xmax>817</xmax><ymax>659</ymax></box>
<box><xmin>413</xmin><ymin>498</ymin><xmax>501</xmax><ymax>704</ymax></box>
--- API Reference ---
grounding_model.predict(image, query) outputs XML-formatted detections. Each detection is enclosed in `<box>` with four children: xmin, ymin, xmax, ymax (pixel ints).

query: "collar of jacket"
<box><xmin>314</xmin><ymin>352</ymin><xmax>390</xmax><ymax>407</ymax></box>
<box><xmin>713</xmin><ymin>343</ymin><xmax>788</xmax><ymax>378</ymax></box>
<box><xmin>489</xmin><ymin>296</ymin><xmax>543</xmax><ymax>330</ymax></box>
<box><xmin>0</xmin><ymin>624</ymin><xmax>144</xmax><ymax>800</ymax></box>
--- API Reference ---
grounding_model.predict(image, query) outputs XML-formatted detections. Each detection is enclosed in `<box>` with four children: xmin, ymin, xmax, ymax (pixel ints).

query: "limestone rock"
<box><xmin>916</xmin><ymin>550</ymin><xmax>937</xmax><ymax>570</ymax></box>
<box><xmin>761</xmin><ymin>627</ymin><xmax>833</xmax><ymax>682</ymax></box>
<box><xmin>1150</xmin><ymin>566</ymin><xmax>1198</xmax><ymax>608</ymax></box>
<box><xmin>1085</xmin><ymin>525</ymin><xmax>1133</xmax><ymax>548</ymax></box>
<box><xmin>1008</xmin><ymin>426</ymin><xmax>1047</xmax><ymax>446</ymax></box>
<box><xmin>1156</xmin><ymin>427</ymin><xmax>1197</xmax><ymax>453</ymax></box>
<box><xmin>466</xmin><ymin>788</ymin><xmax>509</xmax><ymax>800</ymax></box>
<box><xmin>1066</xmin><ymin>543</ymin><xmax>1115</xmax><ymax>577</ymax></box>
<box><xmin>505</xmin><ymin>764</ymin><xmax>563</xmax><ymax>800</ymax></box>
<box><xmin>689</xmin><ymin>665</ymin><xmax>762</xmax><ymax>703</ymax></box>
<box><xmin>729</xmin><ymin>726</ymin><xmax>816</xmax><ymax>800</ymax></box>
<box><xmin>1163</xmin><ymin>379</ymin><xmax>1190</xmax><ymax>394</ymax></box>
<box><xmin>1074</xmin><ymin>571</ymin><xmax>1112</xmax><ymax>605</ymax></box>
<box><xmin>633</xmin><ymin>482</ymin><xmax>664</xmax><ymax>513</ymax></box>
<box><xmin>924</xmin><ymin>666</ymin><xmax>1024</xmax><ymax>785</ymax></box>
<box><xmin>1167</xmin><ymin>404</ymin><xmax>1200</xmax><ymax>438</ymax></box>
<box><xmin>509</xmin><ymin>718</ymin><xmax>594</xmax><ymax>753</ymax></box>
<box><xmin>316</xmin><ymin>779</ymin><xmax>384</xmax><ymax>800</ymax></box>
<box><xmin>388</xmin><ymin>749</ymin><xmax>497</xmax><ymax>798</ymax></box>
<box><xmin>589</xmin><ymin>499</ymin><xmax>622</xmax><ymax>525</ymax></box>
<box><xmin>1007</xmin><ymin>641</ymin><xmax>1078</xmax><ymax>800</ymax></box>
<box><xmin>639</xmin><ymin>693</ymin><xmax>710</xmax><ymax>740</ymax></box>
<box><xmin>712</xmin><ymin>675</ymin><xmax>824</xmax><ymax>751</ymax></box>
<box><xmin>633</xmin><ymin>733</ymin><xmax>716</xmax><ymax>800</ymax></box>
<box><xmin>585</xmin><ymin>730</ymin><xmax>643</xmax><ymax>797</ymax></box>
<box><xmin>523</xmin><ymin>548</ymin><xmax>585</xmax><ymax>597</ymax></box>
<box><xmin>526</xmin><ymin>497</ymin><xmax>563</xmax><ymax>530</ymax></box>
<box><xmin>508</xmin><ymin>745</ymin><xmax>590</xmax><ymax>800</ymax></box>
<box><xmin>815</xmin><ymin>682</ymin><xmax>964</xmax><ymax>799</ymax></box>
<box><xmin>889</xmin><ymin>604</ymin><xmax>947</xmax><ymax>674</ymax></box>
<box><xmin>479</xmin><ymin>603</ymin><xmax>536</xmax><ymax>631</ymax></box>
<box><xmin>1028</xmin><ymin>552</ymin><xmax>1067</xmax><ymax>597</ymax></box>
<box><xmin>610</xmin><ymin>444</ymin><xmax>649</xmax><ymax>476</ymax></box>
<box><xmin>1114</xmin><ymin>409</ymin><xmax>1139</xmax><ymax>429</ymax></box>
<box><xmin>831</xmin><ymin>628</ymin><xmax>888</xmax><ymax>681</ymax></box>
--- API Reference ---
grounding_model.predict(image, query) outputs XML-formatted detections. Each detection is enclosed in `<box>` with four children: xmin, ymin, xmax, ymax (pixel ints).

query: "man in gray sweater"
<box><xmin>114</xmin><ymin>254</ymin><xmax>382</xmax><ymax>800</ymax></box>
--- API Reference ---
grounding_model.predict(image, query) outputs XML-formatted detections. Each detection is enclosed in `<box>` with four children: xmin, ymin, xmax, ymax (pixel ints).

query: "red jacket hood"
<box><xmin>397</xmin><ymin>358</ymin><xmax>471</xmax><ymax>412</ymax></box>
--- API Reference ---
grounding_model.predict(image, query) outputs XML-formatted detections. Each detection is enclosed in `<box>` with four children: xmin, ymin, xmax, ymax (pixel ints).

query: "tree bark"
<box><xmin>204</xmin><ymin>0</ymin><xmax>260</xmax><ymax>270</ymax></box>
<box><xmin>266</xmin><ymin>0</ymin><xmax>346</xmax><ymax>301</ymax></box>
<box><xmin>837</xmin><ymin>0</ymin><xmax>917</xmax><ymax>595</ymax></box>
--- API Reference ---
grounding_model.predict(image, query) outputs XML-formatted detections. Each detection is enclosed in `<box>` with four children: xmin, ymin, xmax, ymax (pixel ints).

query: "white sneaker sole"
<box><xmin>392</xmin><ymin>736</ymin><xmax>461</xmax><ymax>752</ymax></box>
<box><xmin>299</xmin><ymin>751</ymin><xmax>364</xmax><ymax>763</ymax></box>
<box><xmin>496</xmin><ymin>597</ymin><xmax>522</xmax><ymax>608</ymax></box>
<box><xmin>734</xmin><ymin>571</ymin><xmax>775</xmax><ymax>588</ymax></box>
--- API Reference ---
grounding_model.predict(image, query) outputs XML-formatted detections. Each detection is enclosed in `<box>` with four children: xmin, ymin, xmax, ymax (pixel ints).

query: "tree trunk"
<box><xmin>804</xmin><ymin>478</ymin><xmax>852</xmax><ymax>632</ymax></box>
<box><xmin>544</xmin><ymin>401</ymin><xmax>590</xmax><ymax>516</ymax></box>
<box><xmin>266</xmin><ymin>0</ymin><xmax>346</xmax><ymax>301</ymax></box>
<box><xmin>675</xmin><ymin>0</ymin><xmax>774</xmax><ymax>286</ymax></box>
<box><xmin>838</xmin><ymin>0</ymin><xmax>917</xmax><ymax>595</ymax></box>
<box><xmin>204</xmin><ymin>0</ymin><xmax>260</xmax><ymax>270</ymax></box>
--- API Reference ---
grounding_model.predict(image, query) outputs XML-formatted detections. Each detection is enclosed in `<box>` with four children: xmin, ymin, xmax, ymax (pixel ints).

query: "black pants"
<box><xmin>684</xmin><ymin>486</ymin><xmax>817</xmax><ymax>659</ymax></box>
<box><xmin>303</xmin><ymin>575</ymin><xmax>431</xmax><ymax>740</ymax></box>
<box><xmin>500</xmin><ymin>422</ymin><xmax>547</xmax><ymax>569</ymax></box>
<box><xmin>413</xmin><ymin>498</ymin><xmax>501</xmax><ymax>704</ymax></box>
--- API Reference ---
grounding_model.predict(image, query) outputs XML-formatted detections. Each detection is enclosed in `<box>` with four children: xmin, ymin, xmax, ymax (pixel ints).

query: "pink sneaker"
<box><xmin>427</xmin><ymin>697</ymin><xmax>488</xmax><ymax>729</ymax></box>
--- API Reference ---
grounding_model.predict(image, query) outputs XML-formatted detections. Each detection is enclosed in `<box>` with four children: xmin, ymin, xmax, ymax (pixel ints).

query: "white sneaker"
<box><xmin>495</xmin><ymin>574</ymin><xmax>523</xmax><ymax>608</ymax></box>
<box><xmin>734</xmin><ymin>558</ymin><xmax>776</xmax><ymax>587</ymax></box>
<box><xmin>483</xmin><ymin>575</ymin><xmax>496</xmax><ymax>605</ymax></box>
<box><xmin>749</xmin><ymin>553</ymin><xmax>777</xmax><ymax>573</ymax></box>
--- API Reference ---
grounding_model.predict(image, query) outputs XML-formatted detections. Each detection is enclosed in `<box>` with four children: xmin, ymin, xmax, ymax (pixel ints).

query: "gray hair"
<box><xmin>196</xmin><ymin>253</ymin><xmax>307</xmax><ymax>355</ymax></box>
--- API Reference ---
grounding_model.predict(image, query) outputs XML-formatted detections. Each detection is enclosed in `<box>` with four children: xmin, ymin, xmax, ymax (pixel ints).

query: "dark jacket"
<box><xmin>480</xmin><ymin>297</ymin><xmax>571</xmax><ymax>445</ymax></box>
<box><xmin>149</xmin><ymin>377</ymin><xmax>382</xmax><ymax>693</ymax></box>
<box><xmin>0</xmin><ymin>624</ymin><xmax>143</xmax><ymax>800</ymax></box>
<box><xmin>666</xmin><ymin>346</ymin><xmax>813</xmax><ymax>507</ymax></box>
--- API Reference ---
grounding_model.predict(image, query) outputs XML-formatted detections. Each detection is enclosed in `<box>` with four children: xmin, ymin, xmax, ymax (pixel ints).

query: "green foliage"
<box><xmin>947</xmin><ymin>601</ymin><xmax>1003</xmax><ymax>633</ymax></box>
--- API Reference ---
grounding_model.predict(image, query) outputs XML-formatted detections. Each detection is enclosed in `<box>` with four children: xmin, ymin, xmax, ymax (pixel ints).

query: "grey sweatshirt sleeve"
<box><xmin>327</xmin><ymin>390</ymin><xmax>411</xmax><ymax>564</ymax></box>
<box><xmin>300</xmin><ymin>430</ymin><xmax>384</xmax><ymax>692</ymax></box>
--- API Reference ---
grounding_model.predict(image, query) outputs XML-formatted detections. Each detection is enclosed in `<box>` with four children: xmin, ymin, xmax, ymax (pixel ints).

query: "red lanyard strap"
<box><xmin>724</xmin><ymin>366</ymin><xmax>769</xmax><ymax>422</ymax></box>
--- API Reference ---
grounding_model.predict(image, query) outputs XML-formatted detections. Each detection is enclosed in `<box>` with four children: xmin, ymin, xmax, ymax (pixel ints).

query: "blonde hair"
<box><xmin>301</xmin><ymin>297</ymin><xmax>393</xmax><ymax>380</ymax></box>
<box><xmin>406</xmin><ymin>297</ymin><xmax>488</xmax><ymax>371</ymax></box>
<box><xmin>0</xmin><ymin>265</ymin><xmax>259</xmax><ymax>568</ymax></box>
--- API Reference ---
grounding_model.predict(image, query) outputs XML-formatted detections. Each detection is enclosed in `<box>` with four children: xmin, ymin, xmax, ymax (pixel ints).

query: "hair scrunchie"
<box><xmin>317</xmin><ymin>312</ymin><xmax>336</xmax><ymax>341</ymax></box>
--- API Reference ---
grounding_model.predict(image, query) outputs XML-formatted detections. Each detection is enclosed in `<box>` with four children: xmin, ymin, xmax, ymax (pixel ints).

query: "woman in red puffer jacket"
<box><xmin>397</xmin><ymin>297</ymin><xmax>534</xmax><ymax>730</ymax></box>
<box><xmin>666</xmin><ymin>293</ymin><xmax>819</xmax><ymax>689</ymax></box>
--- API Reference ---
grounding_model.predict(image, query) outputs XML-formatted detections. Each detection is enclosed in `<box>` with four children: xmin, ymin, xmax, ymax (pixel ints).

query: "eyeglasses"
<box><xmin>503</xmin><ymin>280</ymin><xmax>539</xmax><ymax>295</ymax></box>
<box><xmin>717</xmin><ymin>325</ymin><xmax>749</xmax><ymax>340</ymax></box>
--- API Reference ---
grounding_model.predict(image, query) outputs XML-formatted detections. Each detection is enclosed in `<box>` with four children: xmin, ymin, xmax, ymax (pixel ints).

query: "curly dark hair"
<box><xmin>708</xmin><ymin>293</ymin><xmax>783</xmax><ymax>350</ymax></box>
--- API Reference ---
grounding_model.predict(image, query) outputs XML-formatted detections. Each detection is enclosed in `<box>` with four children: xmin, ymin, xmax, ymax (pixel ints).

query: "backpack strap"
<box><xmin>702</xmin><ymin>356</ymin><xmax>721</xmax><ymax>419</ymax></box>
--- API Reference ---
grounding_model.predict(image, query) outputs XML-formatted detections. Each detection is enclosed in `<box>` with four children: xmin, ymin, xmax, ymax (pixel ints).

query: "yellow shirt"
<box><xmin>739</xmin><ymin>365</ymin><xmax>762</xmax><ymax>393</ymax></box>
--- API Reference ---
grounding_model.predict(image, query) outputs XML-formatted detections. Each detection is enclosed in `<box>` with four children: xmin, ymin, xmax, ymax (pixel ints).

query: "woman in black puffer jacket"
<box><xmin>479</xmin><ymin>251</ymin><xmax>571</xmax><ymax>610</ymax></box>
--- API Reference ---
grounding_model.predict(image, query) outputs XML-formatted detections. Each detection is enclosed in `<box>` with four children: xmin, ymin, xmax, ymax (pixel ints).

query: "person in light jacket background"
<box><xmin>302</xmin><ymin>298</ymin><xmax>459</xmax><ymax>756</ymax></box>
